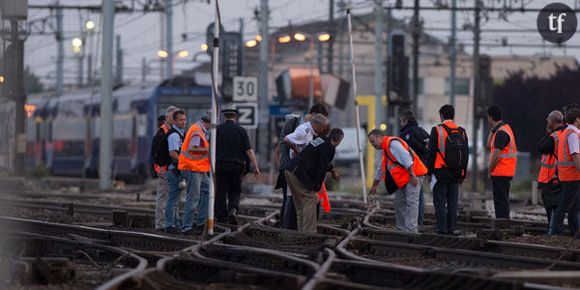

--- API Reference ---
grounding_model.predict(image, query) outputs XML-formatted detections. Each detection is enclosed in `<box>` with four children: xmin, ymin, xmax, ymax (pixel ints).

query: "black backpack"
<box><xmin>151</xmin><ymin>127</ymin><xmax>171</xmax><ymax>167</ymax></box>
<box><xmin>439</xmin><ymin>124</ymin><xmax>468</xmax><ymax>174</ymax></box>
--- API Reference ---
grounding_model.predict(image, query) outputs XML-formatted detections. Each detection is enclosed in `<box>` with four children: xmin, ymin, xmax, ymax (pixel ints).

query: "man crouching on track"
<box><xmin>283</xmin><ymin>128</ymin><xmax>343</xmax><ymax>233</ymax></box>
<box><xmin>368</xmin><ymin>129</ymin><xmax>428</xmax><ymax>233</ymax></box>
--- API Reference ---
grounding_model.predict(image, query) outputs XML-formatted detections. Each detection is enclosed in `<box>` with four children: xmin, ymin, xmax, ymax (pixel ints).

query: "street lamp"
<box><xmin>245</xmin><ymin>39</ymin><xmax>257</xmax><ymax>48</ymax></box>
<box><xmin>177</xmin><ymin>49</ymin><xmax>190</xmax><ymax>58</ymax></box>
<box><xmin>72</xmin><ymin>37</ymin><xmax>83</xmax><ymax>54</ymax></box>
<box><xmin>201</xmin><ymin>43</ymin><xmax>208</xmax><ymax>52</ymax></box>
<box><xmin>85</xmin><ymin>20</ymin><xmax>96</xmax><ymax>32</ymax></box>
<box><xmin>278</xmin><ymin>35</ymin><xmax>291</xmax><ymax>44</ymax></box>
<box><xmin>157</xmin><ymin>49</ymin><xmax>169</xmax><ymax>58</ymax></box>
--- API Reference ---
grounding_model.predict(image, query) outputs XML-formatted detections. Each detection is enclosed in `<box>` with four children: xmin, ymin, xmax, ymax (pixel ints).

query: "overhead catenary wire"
<box><xmin>346</xmin><ymin>1</ymin><xmax>368</xmax><ymax>205</ymax></box>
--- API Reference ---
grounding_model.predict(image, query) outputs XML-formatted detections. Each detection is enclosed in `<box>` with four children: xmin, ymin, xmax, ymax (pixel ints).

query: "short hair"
<box><xmin>310</xmin><ymin>113</ymin><xmax>327</xmax><ymax>127</ymax></box>
<box><xmin>309</xmin><ymin>104</ymin><xmax>328</xmax><ymax>117</ymax></box>
<box><xmin>173</xmin><ymin>110</ymin><xmax>186</xmax><ymax>121</ymax></box>
<box><xmin>157</xmin><ymin>115</ymin><xmax>166</xmax><ymax>126</ymax></box>
<box><xmin>439</xmin><ymin>105</ymin><xmax>455</xmax><ymax>120</ymax></box>
<box><xmin>166</xmin><ymin>105</ymin><xmax>179</xmax><ymax>115</ymax></box>
<box><xmin>547</xmin><ymin>110</ymin><xmax>563</xmax><ymax>124</ymax></box>
<box><xmin>565</xmin><ymin>108</ymin><xmax>580</xmax><ymax>124</ymax></box>
<box><xmin>400</xmin><ymin>110</ymin><xmax>416</xmax><ymax>122</ymax></box>
<box><xmin>368</xmin><ymin>129</ymin><xmax>383</xmax><ymax>138</ymax></box>
<box><xmin>329</xmin><ymin>128</ymin><xmax>344</xmax><ymax>142</ymax></box>
<box><xmin>487</xmin><ymin>105</ymin><xmax>502</xmax><ymax>121</ymax></box>
<box><xmin>563</xmin><ymin>103</ymin><xmax>580</xmax><ymax>120</ymax></box>
<box><xmin>201</xmin><ymin>112</ymin><xmax>211</xmax><ymax>122</ymax></box>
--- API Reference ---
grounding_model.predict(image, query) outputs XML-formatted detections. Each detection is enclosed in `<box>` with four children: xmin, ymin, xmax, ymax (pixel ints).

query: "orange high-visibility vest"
<box><xmin>557</xmin><ymin>127</ymin><xmax>580</xmax><ymax>182</ymax></box>
<box><xmin>434</xmin><ymin>120</ymin><xmax>459</xmax><ymax>169</ymax></box>
<box><xmin>178</xmin><ymin>122</ymin><xmax>210</xmax><ymax>172</ymax></box>
<box><xmin>381</xmin><ymin>136</ymin><xmax>428</xmax><ymax>188</ymax></box>
<box><xmin>537</xmin><ymin>131</ymin><xmax>561</xmax><ymax>184</ymax></box>
<box><xmin>154</xmin><ymin>124</ymin><xmax>170</xmax><ymax>174</ymax></box>
<box><xmin>489</xmin><ymin>124</ymin><xmax>517</xmax><ymax>177</ymax></box>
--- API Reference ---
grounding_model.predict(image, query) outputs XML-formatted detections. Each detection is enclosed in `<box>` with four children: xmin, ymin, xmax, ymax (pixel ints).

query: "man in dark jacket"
<box><xmin>284</xmin><ymin>128</ymin><xmax>342</xmax><ymax>233</ymax></box>
<box><xmin>275</xmin><ymin>104</ymin><xmax>328</xmax><ymax>229</ymax></box>
<box><xmin>399</xmin><ymin>110</ymin><xmax>430</xmax><ymax>226</ymax></box>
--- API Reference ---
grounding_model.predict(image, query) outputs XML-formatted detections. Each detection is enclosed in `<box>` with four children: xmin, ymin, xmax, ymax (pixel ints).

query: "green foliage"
<box><xmin>25</xmin><ymin>66</ymin><xmax>44</xmax><ymax>94</ymax></box>
<box><xmin>28</xmin><ymin>163</ymin><xmax>50</xmax><ymax>179</ymax></box>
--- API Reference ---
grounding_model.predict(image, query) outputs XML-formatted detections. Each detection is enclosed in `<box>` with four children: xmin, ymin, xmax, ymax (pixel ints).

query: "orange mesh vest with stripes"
<box><xmin>537</xmin><ymin>131</ymin><xmax>561</xmax><ymax>184</ymax></box>
<box><xmin>489</xmin><ymin>124</ymin><xmax>517</xmax><ymax>177</ymax></box>
<box><xmin>557</xmin><ymin>128</ymin><xmax>580</xmax><ymax>182</ymax></box>
<box><xmin>381</xmin><ymin>136</ymin><xmax>428</xmax><ymax>188</ymax></box>
<box><xmin>178</xmin><ymin>123</ymin><xmax>210</xmax><ymax>172</ymax></box>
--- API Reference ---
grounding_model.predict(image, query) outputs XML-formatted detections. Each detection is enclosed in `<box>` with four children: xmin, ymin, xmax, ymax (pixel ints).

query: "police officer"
<box><xmin>215</xmin><ymin>108</ymin><xmax>260</xmax><ymax>225</ymax></box>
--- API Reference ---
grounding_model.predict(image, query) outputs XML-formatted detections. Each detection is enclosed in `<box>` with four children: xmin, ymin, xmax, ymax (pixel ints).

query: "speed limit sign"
<box><xmin>233</xmin><ymin>76</ymin><xmax>258</xmax><ymax>102</ymax></box>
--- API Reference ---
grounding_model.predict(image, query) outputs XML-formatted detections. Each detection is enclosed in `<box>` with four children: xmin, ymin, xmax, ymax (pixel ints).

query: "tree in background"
<box><xmin>492</xmin><ymin>66</ymin><xmax>580</xmax><ymax>159</ymax></box>
<box><xmin>25</xmin><ymin>66</ymin><xmax>44</xmax><ymax>94</ymax></box>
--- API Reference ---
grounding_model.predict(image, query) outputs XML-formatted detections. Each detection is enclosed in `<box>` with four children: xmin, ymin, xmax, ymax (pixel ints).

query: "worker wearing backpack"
<box><xmin>151</xmin><ymin>106</ymin><xmax>179</xmax><ymax>230</ymax></box>
<box><xmin>427</xmin><ymin>105</ymin><xmax>469</xmax><ymax>235</ymax></box>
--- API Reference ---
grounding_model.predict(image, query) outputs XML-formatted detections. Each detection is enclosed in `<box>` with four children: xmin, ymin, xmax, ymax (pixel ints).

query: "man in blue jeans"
<box><xmin>164</xmin><ymin>110</ymin><xmax>187</xmax><ymax>232</ymax></box>
<box><xmin>178</xmin><ymin>114</ymin><xmax>212</xmax><ymax>234</ymax></box>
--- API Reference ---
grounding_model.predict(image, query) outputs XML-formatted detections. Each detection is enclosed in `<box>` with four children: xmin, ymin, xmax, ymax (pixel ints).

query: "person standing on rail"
<box><xmin>164</xmin><ymin>110</ymin><xmax>187</xmax><ymax>232</ymax></box>
<box><xmin>537</xmin><ymin>110</ymin><xmax>566</xmax><ymax>225</ymax></box>
<box><xmin>283</xmin><ymin>128</ymin><xmax>343</xmax><ymax>233</ymax></box>
<box><xmin>177</xmin><ymin>113</ymin><xmax>212</xmax><ymax>234</ymax></box>
<box><xmin>487</xmin><ymin>105</ymin><xmax>517</xmax><ymax>220</ymax></box>
<box><xmin>151</xmin><ymin>105</ymin><xmax>179</xmax><ymax>230</ymax></box>
<box><xmin>399</xmin><ymin>110</ymin><xmax>430</xmax><ymax>227</ymax></box>
<box><xmin>549</xmin><ymin>108</ymin><xmax>580</xmax><ymax>236</ymax></box>
<box><xmin>427</xmin><ymin>105</ymin><xmax>469</xmax><ymax>236</ymax></box>
<box><xmin>215</xmin><ymin>108</ymin><xmax>260</xmax><ymax>225</ymax></box>
<box><xmin>279</xmin><ymin>108</ymin><xmax>329</xmax><ymax>229</ymax></box>
<box><xmin>369</xmin><ymin>129</ymin><xmax>428</xmax><ymax>233</ymax></box>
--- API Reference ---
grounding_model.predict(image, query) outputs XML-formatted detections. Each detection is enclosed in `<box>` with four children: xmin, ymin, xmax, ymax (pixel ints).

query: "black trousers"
<box><xmin>491</xmin><ymin>176</ymin><xmax>512</xmax><ymax>219</ymax></box>
<box><xmin>215</xmin><ymin>170</ymin><xmax>242</xmax><ymax>221</ymax></box>
<box><xmin>432</xmin><ymin>179</ymin><xmax>459</xmax><ymax>234</ymax></box>
<box><xmin>549</xmin><ymin>181</ymin><xmax>580</xmax><ymax>236</ymax></box>
<box><xmin>281</xmin><ymin>194</ymin><xmax>298</xmax><ymax>230</ymax></box>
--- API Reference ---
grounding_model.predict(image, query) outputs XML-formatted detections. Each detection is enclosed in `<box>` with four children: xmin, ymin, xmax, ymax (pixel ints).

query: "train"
<box><xmin>22</xmin><ymin>76</ymin><xmax>212</xmax><ymax>182</ymax></box>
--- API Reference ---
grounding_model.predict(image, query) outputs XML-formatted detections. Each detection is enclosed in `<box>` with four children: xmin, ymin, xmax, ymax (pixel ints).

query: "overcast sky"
<box><xmin>23</xmin><ymin>0</ymin><xmax>580</xmax><ymax>88</ymax></box>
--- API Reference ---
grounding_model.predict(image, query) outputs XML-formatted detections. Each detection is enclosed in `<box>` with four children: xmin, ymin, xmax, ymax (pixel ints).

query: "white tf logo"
<box><xmin>548</xmin><ymin>12</ymin><xmax>567</xmax><ymax>33</ymax></box>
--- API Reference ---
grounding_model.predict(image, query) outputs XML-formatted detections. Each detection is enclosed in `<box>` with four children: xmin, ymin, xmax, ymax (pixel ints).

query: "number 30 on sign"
<box><xmin>233</xmin><ymin>76</ymin><xmax>258</xmax><ymax>102</ymax></box>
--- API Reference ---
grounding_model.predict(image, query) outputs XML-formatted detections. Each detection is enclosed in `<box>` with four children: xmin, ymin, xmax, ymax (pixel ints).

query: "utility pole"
<box><xmin>159</xmin><ymin>12</ymin><xmax>165</xmax><ymax>80</ymax></box>
<box><xmin>115</xmin><ymin>35</ymin><xmax>123</xmax><ymax>85</ymax></box>
<box><xmin>87</xmin><ymin>54</ymin><xmax>92</xmax><ymax>85</ymax></box>
<box><xmin>471</xmin><ymin>0</ymin><xmax>482</xmax><ymax>194</ymax></box>
<box><xmin>327</xmin><ymin>0</ymin><xmax>334</xmax><ymax>73</ymax></box>
<box><xmin>56</xmin><ymin>3</ymin><xmax>64</xmax><ymax>94</ymax></box>
<box><xmin>165</xmin><ymin>0</ymin><xmax>173</xmax><ymax>79</ymax></box>
<box><xmin>449</xmin><ymin>0</ymin><xmax>457</xmax><ymax>106</ymax></box>
<box><xmin>141</xmin><ymin>57</ymin><xmax>147</xmax><ymax>84</ymax></box>
<box><xmin>7</xmin><ymin>20</ymin><xmax>25</xmax><ymax>175</ymax></box>
<box><xmin>258</xmin><ymin>0</ymin><xmax>269</xmax><ymax>166</ymax></box>
<box><xmin>411</xmin><ymin>0</ymin><xmax>420</xmax><ymax>115</ymax></box>
<box><xmin>374</xmin><ymin>0</ymin><xmax>384</xmax><ymax>128</ymax></box>
<box><xmin>239</xmin><ymin>18</ymin><xmax>245</xmax><ymax>75</ymax></box>
<box><xmin>99</xmin><ymin>0</ymin><xmax>115</xmax><ymax>191</ymax></box>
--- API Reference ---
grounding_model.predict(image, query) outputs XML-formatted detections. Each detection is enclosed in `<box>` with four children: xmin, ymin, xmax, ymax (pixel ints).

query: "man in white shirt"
<box><xmin>285</xmin><ymin>113</ymin><xmax>329</xmax><ymax>158</ymax></box>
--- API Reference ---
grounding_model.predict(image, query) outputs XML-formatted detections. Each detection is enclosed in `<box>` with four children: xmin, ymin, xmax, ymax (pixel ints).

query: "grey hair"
<box><xmin>309</xmin><ymin>113</ymin><xmax>327</xmax><ymax>127</ymax></box>
<box><xmin>548</xmin><ymin>110</ymin><xmax>563</xmax><ymax>123</ymax></box>
<box><xmin>165</xmin><ymin>105</ymin><xmax>179</xmax><ymax>115</ymax></box>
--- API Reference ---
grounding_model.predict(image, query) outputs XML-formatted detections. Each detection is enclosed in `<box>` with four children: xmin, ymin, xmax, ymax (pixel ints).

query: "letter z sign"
<box><xmin>232</xmin><ymin>103</ymin><xmax>258</xmax><ymax>129</ymax></box>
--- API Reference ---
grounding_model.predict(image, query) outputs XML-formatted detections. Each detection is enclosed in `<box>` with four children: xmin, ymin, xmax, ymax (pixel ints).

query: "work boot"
<box><xmin>227</xmin><ymin>208</ymin><xmax>239</xmax><ymax>226</ymax></box>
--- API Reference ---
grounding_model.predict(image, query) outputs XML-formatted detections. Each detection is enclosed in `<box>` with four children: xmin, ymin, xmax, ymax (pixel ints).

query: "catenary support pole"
<box><xmin>346</xmin><ymin>3</ymin><xmax>367</xmax><ymax>204</ymax></box>
<box><xmin>56</xmin><ymin>3</ymin><xmax>64</xmax><ymax>95</ymax></box>
<box><xmin>374</xmin><ymin>0</ymin><xmax>384</xmax><ymax>129</ymax></box>
<box><xmin>165</xmin><ymin>0</ymin><xmax>173</xmax><ymax>79</ymax></box>
<box><xmin>411</xmin><ymin>0</ymin><xmax>420</xmax><ymax>115</ymax></box>
<box><xmin>99</xmin><ymin>0</ymin><xmax>115</xmax><ymax>191</ymax></box>
<box><xmin>471</xmin><ymin>0</ymin><xmax>482</xmax><ymax>194</ymax></box>
<box><xmin>449</xmin><ymin>0</ymin><xmax>457</xmax><ymax>106</ymax></box>
<box><xmin>207</xmin><ymin>0</ymin><xmax>222</xmax><ymax>236</ymax></box>
<box><xmin>258</xmin><ymin>0</ymin><xmax>269</xmax><ymax>165</ymax></box>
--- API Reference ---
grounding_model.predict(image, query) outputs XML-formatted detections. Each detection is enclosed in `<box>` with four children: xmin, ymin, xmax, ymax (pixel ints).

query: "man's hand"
<box><xmin>409</xmin><ymin>174</ymin><xmax>418</xmax><ymax>187</ymax></box>
<box><xmin>331</xmin><ymin>169</ymin><xmax>340</xmax><ymax>182</ymax></box>
<box><xmin>158</xmin><ymin>167</ymin><xmax>167</xmax><ymax>178</ymax></box>
<box><xmin>253</xmin><ymin>167</ymin><xmax>261</xmax><ymax>179</ymax></box>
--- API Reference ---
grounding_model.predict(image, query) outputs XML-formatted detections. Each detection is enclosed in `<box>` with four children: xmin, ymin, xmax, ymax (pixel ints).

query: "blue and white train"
<box><xmin>24</xmin><ymin>76</ymin><xmax>211</xmax><ymax>181</ymax></box>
